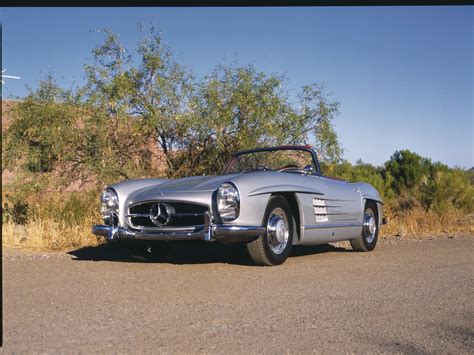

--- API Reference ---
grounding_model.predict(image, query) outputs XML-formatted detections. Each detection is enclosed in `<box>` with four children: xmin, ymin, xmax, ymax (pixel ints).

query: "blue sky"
<box><xmin>1</xmin><ymin>7</ymin><xmax>472</xmax><ymax>168</ymax></box>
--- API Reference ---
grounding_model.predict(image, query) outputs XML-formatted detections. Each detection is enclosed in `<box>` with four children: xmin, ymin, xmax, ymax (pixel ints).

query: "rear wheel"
<box><xmin>350</xmin><ymin>201</ymin><xmax>379</xmax><ymax>252</ymax></box>
<box><xmin>246</xmin><ymin>195</ymin><xmax>294</xmax><ymax>266</ymax></box>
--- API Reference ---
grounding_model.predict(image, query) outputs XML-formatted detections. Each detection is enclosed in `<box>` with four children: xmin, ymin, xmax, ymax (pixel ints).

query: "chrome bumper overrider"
<box><xmin>92</xmin><ymin>213</ymin><xmax>265</xmax><ymax>242</ymax></box>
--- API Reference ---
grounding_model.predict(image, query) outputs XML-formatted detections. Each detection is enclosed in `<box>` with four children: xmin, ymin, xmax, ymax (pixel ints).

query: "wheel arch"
<box><xmin>270</xmin><ymin>192</ymin><xmax>302</xmax><ymax>243</ymax></box>
<box><xmin>363</xmin><ymin>198</ymin><xmax>383</xmax><ymax>230</ymax></box>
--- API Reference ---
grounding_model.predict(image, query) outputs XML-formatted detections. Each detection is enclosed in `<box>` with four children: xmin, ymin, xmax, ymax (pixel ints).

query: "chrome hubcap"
<box><xmin>363</xmin><ymin>208</ymin><xmax>377</xmax><ymax>244</ymax></box>
<box><xmin>266</xmin><ymin>208</ymin><xmax>289</xmax><ymax>255</ymax></box>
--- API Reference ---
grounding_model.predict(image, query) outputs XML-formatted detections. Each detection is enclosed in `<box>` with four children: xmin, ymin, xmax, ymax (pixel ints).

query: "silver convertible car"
<box><xmin>93</xmin><ymin>146</ymin><xmax>384</xmax><ymax>266</ymax></box>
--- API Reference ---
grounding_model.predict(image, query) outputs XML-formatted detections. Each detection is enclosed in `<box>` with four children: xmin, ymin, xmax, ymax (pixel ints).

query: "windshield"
<box><xmin>223</xmin><ymin>148</ymin><xmax>317</xmax><ymax>174</ymax></box>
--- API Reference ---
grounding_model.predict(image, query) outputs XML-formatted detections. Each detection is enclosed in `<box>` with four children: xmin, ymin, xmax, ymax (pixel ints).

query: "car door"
<box><xmin>319</xmin><ymin>176</ymin><xmax>362</xmax><ymax>222</ymax></box>
<box><xmin>297</xmin><ymin>173</ymin><xmax>365</xmax><ymax>245</ymax></box>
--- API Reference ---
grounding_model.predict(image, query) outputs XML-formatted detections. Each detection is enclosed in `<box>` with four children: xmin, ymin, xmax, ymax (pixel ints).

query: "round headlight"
<box><xmin>100</xmin><ymin>189</ymin><xmax>118</xmax><ymax>223</ymax></box>
<box><xmin>216</xmin><ymin>183</ymin><xmax>240</xmax><ymax>221</ymax></box>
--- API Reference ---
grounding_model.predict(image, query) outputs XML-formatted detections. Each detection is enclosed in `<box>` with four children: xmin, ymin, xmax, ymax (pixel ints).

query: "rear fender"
<box><xmin>357</xmin><ymin>182</ymin><xmax>383</xmax><ymax>204</ymax></box>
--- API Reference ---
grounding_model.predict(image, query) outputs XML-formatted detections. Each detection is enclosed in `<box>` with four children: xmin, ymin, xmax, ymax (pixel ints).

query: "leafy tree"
<box><xmin>81</xmin><ymin>27</ymin><xmax>195</xmax><ymax>181</ymax></box>
<box><xmin>130</xmin><ymin>25</ymin><xmax>194</xmax><ymax>175</ymax></box>
<box><xmin>81</xmin><ymin>28</ymin><xmax>342</xmax><ymax>178</ymax></box>
<box><xmin>383</xmin><ymin>150</ymin><xmax>432</xmax><ymax>193</ymax></box>
<box><xmin>169</xmin><ymin>65</ymin><xmax>341</xmax><ymax>177</ymax></box>
<box><xmin>83</xmin><ymin>30</ymin><xmax>135</xmax><ymax>116</ymax></box>
<box><xmin>170</xmin><ymin>64</ymin><xmax>291</xmax><ymax>176</ymax></box>
<box><xmin>297</xmin><ymin>84</ymin><xmax>342</xmax><ymax>164</ymax></box>
<box><xmin>4</xmin><ymin>27</ymin><xmax>342</xmax><ymax>186</ymax></box>
<box><xmin>3</xmin><ymin>76</ymin><xmax>75</xmax><ymax>175</ymax></box>
<box><xmin>83</xmin><ymin>27</ymin><xmax>194</xmax><ymax>177</ymax></box>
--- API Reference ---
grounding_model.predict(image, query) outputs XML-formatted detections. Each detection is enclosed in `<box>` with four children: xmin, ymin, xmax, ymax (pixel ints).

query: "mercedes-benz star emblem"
<box><xmin>149</xmin><ymin>203</ymin><xmax>173</xmax><ymax>226</ymax></box>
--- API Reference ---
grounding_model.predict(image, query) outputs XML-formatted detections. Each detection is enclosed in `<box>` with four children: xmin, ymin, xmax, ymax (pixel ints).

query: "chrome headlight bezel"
<box><xmin>216</xmin><ymin>182</ymin><xmax>240</xmax><ymax>221</ymax></box>
<box><xmin>100</xmin><ymin>188</ymin><xmax>118</xmax><ymax>224</ymax></box>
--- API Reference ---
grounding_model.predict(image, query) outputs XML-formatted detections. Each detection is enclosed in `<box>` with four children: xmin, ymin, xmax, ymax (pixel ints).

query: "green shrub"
<box><xmin>420</xmin><ymin>168</ymin><xmax>474</xmax><ymax>214</ymax></box>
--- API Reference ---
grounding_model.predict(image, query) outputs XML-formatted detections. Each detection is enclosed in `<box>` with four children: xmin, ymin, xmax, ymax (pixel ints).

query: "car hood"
<box><xmin>157</xmin><ymin>174</ymin><xmax>240</xmax><ymax>192</ymax></box>
<box><xmin>128</xmin><ymin>174</ymin><xmax>240</xmax><ymax>202</ymax></box>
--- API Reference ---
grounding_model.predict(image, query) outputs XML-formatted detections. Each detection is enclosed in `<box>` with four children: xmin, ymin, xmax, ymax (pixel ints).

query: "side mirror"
<box><xmin>303</xmin><ymin>165</ymin><xmax>314</xmax><ymax>174</ymax></box>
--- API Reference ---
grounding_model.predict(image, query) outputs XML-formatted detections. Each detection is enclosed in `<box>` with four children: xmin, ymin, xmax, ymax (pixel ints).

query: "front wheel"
<box><xmin>350</xmin><ymin>201</ymin><xmax>379</xmax><ymax>252</ymax></box>
<box><xmin>246</xmin><ymin>195</ymin><xmax>294</xmax><ymax>266</ymax></box>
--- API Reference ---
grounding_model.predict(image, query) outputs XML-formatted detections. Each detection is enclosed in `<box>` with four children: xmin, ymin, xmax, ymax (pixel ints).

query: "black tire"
<box><xmin>246</xmin><ymin>195</ymin><xmax>295</xmax><ymax>266</ymax></box>
<box><xmin>350</xmin><ymin>200</ymin><xmax>379</xmax><ymax>252</ymax></box>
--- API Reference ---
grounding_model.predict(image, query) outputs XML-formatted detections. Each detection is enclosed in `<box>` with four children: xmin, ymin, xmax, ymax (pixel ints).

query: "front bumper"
<box><xmin>92</xmin><ymin>214</ymin><xmax>265</xmax><ymax>243</ymax></box>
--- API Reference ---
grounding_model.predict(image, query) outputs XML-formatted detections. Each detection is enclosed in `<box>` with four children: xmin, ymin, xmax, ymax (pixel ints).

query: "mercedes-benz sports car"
<box><xmin>92</xmin><ymin>145</ymin><xmax>384</xmax><ymax>266</ymax></box>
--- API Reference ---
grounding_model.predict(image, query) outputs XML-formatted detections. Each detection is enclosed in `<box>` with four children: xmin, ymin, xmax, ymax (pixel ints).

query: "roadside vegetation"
<box><xmin>2</xmin><ymin>27</ymin><xmax>473</xmax><ymax>250</ymax></box>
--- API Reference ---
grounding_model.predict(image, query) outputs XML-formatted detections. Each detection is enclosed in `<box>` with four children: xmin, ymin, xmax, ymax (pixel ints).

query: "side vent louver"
<box><xmin>313</xmin><ymin>198</ymin><xmax>328</xmax><ymax>222</ymax></box>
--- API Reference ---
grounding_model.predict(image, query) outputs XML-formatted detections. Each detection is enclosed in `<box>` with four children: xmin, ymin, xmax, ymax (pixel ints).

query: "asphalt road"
<box><xmin>2</xmin><ymin>235</ymin><xmax>473</xmax><ymax>353</ymax></box>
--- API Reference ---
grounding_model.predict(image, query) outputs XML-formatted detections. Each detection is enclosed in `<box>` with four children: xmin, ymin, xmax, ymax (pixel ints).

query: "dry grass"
<box><xmin>2</xmin><ymin>217</ymin><xmax>104</xmax><ymax>251</ymax></box>
<box><xmin>2</xmin><ymin>189</ymin><xmax>105</xmax><ymax>251</ymax></box>
<box><xmin>381</xmin><ymin>207</ymin><xmax>474</xmax><ymax>237</ymax></box>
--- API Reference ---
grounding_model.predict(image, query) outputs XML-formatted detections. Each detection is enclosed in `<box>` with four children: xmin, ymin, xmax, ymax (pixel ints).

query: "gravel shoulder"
<box><xmin>2</xmin><ymin>234</ymin><xmax>473</xmax><ymax>353</ymax></box>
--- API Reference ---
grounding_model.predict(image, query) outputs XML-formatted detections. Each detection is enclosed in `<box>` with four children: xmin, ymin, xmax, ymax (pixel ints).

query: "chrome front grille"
<box><xmin>127</xmin><ymin>201</ymin><xmax>209</xmax><ymax>229</ymax></box>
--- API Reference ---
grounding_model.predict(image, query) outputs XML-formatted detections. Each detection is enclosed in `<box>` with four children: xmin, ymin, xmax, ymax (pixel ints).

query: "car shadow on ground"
<box><xmin>67</xmin><ymin>241</ymin><xmax>350</xmax><ymax>266</ymax></box>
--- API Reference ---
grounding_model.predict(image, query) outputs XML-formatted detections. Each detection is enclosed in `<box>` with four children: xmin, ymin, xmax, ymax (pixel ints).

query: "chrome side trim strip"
<box><xmin>304</xmin><ymin>223</ymin><xmax>363</xmax><ymax>230</ymax></box>
<box><xmin>248</xmin><ymin>184</ymin><xmax>324</xmax><ymax>197</ymax></box>
<box><xmin>313</xmin><ymin>212</ymin><xmax>349</xmax><ymax>216</ymax></box>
